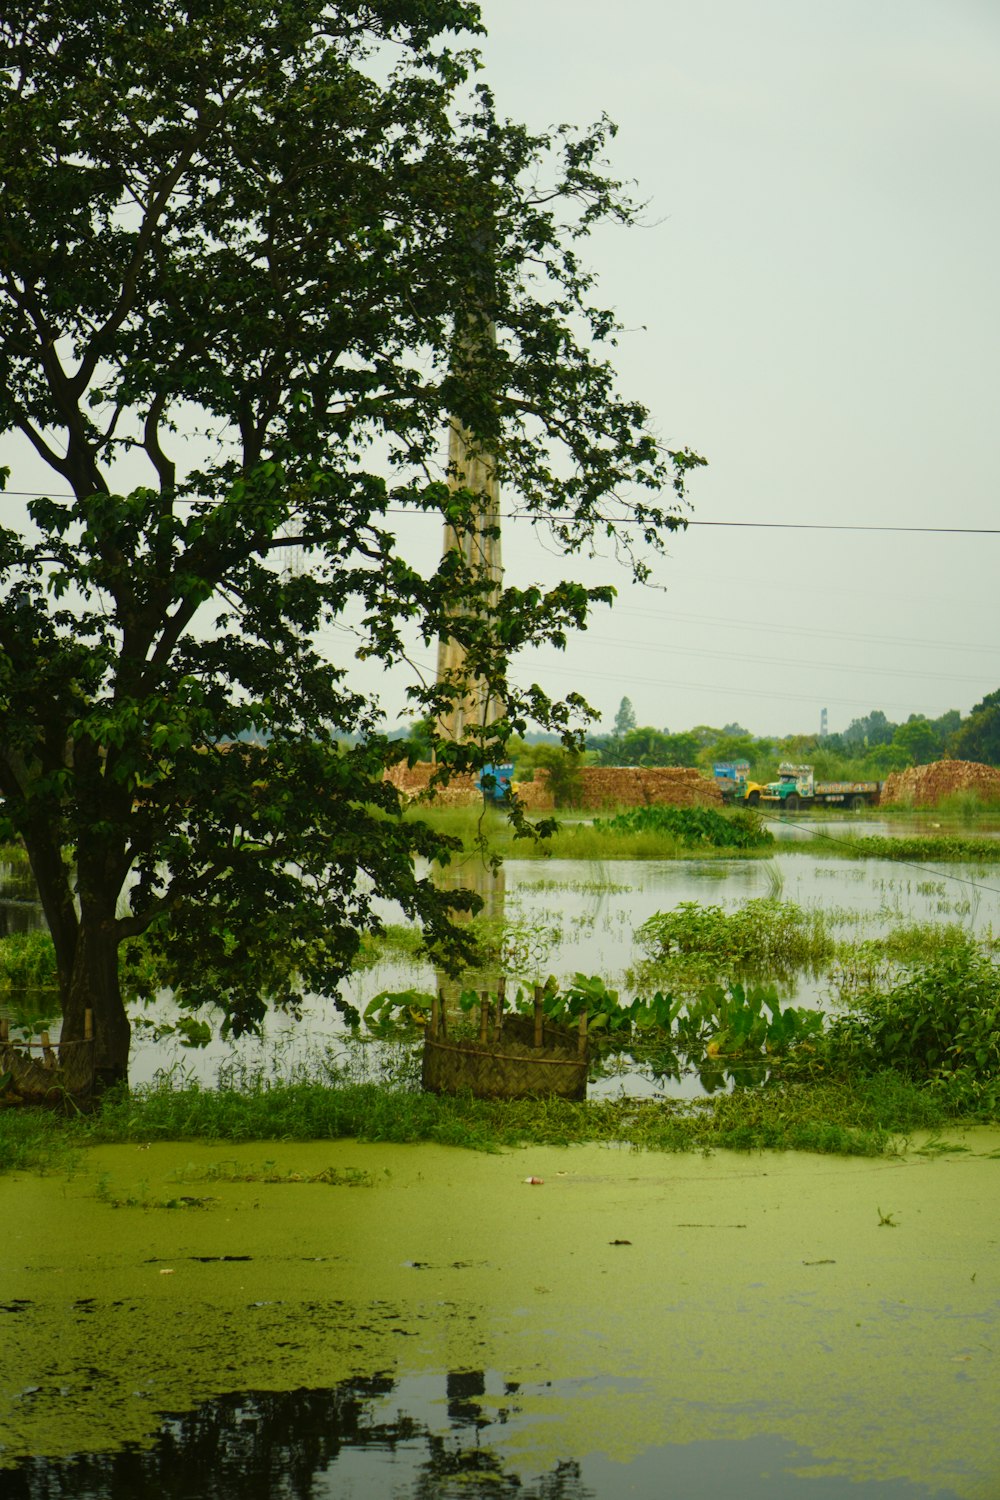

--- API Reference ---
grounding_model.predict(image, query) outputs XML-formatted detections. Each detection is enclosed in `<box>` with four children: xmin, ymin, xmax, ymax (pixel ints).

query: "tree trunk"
<box><xmin>59</xmin><ymin>910</ymin><xmax>131</xmax><ymax>1092</ymax></box>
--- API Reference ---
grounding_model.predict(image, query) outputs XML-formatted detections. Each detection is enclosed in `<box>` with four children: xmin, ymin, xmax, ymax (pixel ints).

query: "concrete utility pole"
<box><xmin>434</xmin><ymin>403</ymin><xmax>504</xmax><ymax>743</ymax></box>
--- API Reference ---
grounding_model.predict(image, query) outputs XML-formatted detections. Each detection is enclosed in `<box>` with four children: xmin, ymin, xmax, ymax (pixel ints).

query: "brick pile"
<box><xmin>568</xmin><ymin>766</ymin><xmax>722</xmax><ymax>809</ymax></box>
<box><xmin>383</xmin><ymin>761</ymin><xmax>478</xmax><ymax>807</ymax></box>
<box><xmin>385</xmin><ymin>762</ymin><xmax>720</xmax><ymax>810</ymax></box>
<box><xmin>880</xmin><ymin>759</ymin><xmax>1000</xmax><ymax>806</ymax></box>
<box><xmin>383</xmin><ymin>762</ymin><xmax>554</xmax><ymax>810</ymax></box>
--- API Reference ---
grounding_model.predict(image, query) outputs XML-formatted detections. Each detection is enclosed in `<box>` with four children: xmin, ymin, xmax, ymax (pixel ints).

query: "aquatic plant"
<box><xmin>635</xmin><ymin>898</ymin><xmax>835</xmax><ymax>991</ymax></box>
<box><xmin>593</xmin><ymin>804</ymin><xmax>773</xmax><ymax>850</ymax></box>
<box><xmin>362</xmin><ymin>972</ymin><xmax>826</xmax><ymax>1098</ymax></box>
<box><xmin>825</xmin><ymin>943</ymin><xmax>1000</xmax><ymax>1117</ymax></box>
<box><xmin>837</xmin><ymin>834</ymin><xmax>1000</xmax><ymax>863</ymax></box>
<box><xmin>353</xmin><ymin>925</ymin><xmax>428</xmax><ymax>970</ymax></box>
<box><xmin>0</xmin><ymin>930</ymin><xmax>59</xmax><ymax>995</ymax></box>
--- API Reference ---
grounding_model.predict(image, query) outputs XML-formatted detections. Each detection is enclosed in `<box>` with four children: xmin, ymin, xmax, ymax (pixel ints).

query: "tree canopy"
<box><xmin>952</xmin><ymin>691</ymin><xmax>1000</xmax><ymax>766</ymax></box>
<box><xmin>0</xmin><ymin>0</ymin><xmax>700</xmax><ymax>1084</ymax></box>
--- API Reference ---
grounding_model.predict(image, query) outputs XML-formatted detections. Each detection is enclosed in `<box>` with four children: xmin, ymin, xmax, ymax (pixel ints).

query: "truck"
<box><xmin>712</xmin><ymin>761</ymin><xmax>767</xmax><ymax>806</ymax></box>
<box><xmin>476</xmin><ymin>763</ymin><xmax>515</xmax><ymax>804</ymax></box>
<box><xmin>759</xmin><ymin>763</ymin><xmax>881</xmax><ymax>811</ymax></box>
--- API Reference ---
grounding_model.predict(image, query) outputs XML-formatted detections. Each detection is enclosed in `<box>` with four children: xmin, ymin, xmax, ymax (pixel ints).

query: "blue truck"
<box><xmin>476</xmin><ymin>763</ymin><xmax>515</xmax><ymax>804</ymax></box>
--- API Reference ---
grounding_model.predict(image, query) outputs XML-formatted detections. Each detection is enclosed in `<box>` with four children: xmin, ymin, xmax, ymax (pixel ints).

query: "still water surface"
<box><xmin>115</xmin><ymin>841</ymin><xmax>1000</xmax><ymax>1088</ymax></box>
<box><xmin>3</xmin><ymin>832</ymin><xmax>1000</xmax><ymax>1498</ymax></box>
<box><xmin>2</xmin><ymin>1139</ymin><xmax>997</xmax><ymax>1497</ymax></box>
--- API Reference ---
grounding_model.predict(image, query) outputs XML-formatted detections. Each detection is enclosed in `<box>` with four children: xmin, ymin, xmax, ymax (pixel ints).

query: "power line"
<box><xmin>384</xmin><ymin>644</ymin><xmax>963</xmax><ymax>718</ymax></box>
<box><xmin>610</xmin><ymin>604</ymin><xmax>1000</xmax><ymax>660</ymax></box>
<box><xmin>566</xmin><ymin>633</ymin><xmax>993</xmax><ymax>687</ymax></box>
<box><xmin>682</xmin><ymin>520</ymin><xmax>1000</xmax><ymax>536</ymax></box>
<box><xmin>1</xmin><ymin>488</ymin><xmax>996</xmax><ymax>536</ymax></box>
<box><xmin>758</xmin><ymin>809</ymin><xmax>1000</xmax><ymax>899</ymax></box>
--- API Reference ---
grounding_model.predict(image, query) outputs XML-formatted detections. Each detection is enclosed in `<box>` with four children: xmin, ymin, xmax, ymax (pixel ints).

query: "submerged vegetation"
<box><xmin>3</xmin><ymin>806</ymin><xmax>1000</xmax><ymax>1160</ymax></box>
<box><xmin>634</xmin><ymin>898</ymin><xmax>834</xmax><ymax>991</ymax></box>
<box><xmin>404</xmin><ymin>803</ymin><xmax>776</xmax><ymax>861</ymax></box>
<box><xmin>359</xmin><ymin>924</ymin><xmax>1000</xmax><ymax>1126</ymax></box>
<box><xmin>821</xmin><ymin>834</ymin><xmax>1000</xmax><ymax>863</ymax></box>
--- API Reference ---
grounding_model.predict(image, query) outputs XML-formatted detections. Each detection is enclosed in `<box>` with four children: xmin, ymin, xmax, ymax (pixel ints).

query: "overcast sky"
<box><xmin>450</xmin><ymin>0</ymin><xmax>1000</xmax><ymax>739</ymax></box>
<box><xmin>5</xmin><ymin>2</ymin><xmax>997</xmax><ymax>743</ymax></box>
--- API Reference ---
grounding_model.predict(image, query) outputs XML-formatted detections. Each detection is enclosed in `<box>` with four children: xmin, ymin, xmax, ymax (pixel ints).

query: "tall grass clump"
<box><xmin>634</xmin><ymin>898</ymin><xmax>834</xmax><ymax>992</ymax></box>
<box><xmin>825</xmin><ymin>942</ymin><xmax>1000</xmax><ymax>1118</ymax></box>
<box><xmin>934</xmin><ymin>788</ymin><xmax>1000</xmax><ymax>820</ymax></box>
<box><xmin>0</xmin><ymin>929</ymin><xmax>59</xmax><ymax>995</ymax></box>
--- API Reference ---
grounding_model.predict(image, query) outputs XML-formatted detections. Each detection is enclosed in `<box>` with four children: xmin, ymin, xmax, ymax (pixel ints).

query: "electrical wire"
<box><xmin>754</xmin><ymin>807</ymin><xmax>1000</xmax><ymax>899</ymax></box>
<box><xmin>2</xmin><ymin>488</ymin><xmax>996</xmax><ymax>536</ymax></box>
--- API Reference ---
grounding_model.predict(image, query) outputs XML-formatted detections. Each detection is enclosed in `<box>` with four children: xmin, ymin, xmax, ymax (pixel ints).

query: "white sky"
<box><xmin>459</xmin><ymin>0</ymin><xmax>1000</xmax><ymax>738</ymax></box>
<box><xmin>4</xmin><ymin>1</ymin><xmax>998</xmax><ymax>743</ymax></box>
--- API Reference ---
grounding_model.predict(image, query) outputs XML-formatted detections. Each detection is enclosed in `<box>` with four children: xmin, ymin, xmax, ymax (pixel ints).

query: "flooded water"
<box><xmin>127</xmin><ymin>848</ymin><xmax>1000</xmax><ymax>1089</ymax></box>
<box><xmin>1</xmin><ymin>1139</ymin><xmax>998</xmax><ymax>1497</ymax></box>
<box><xmin>5</xmin><ymin>832</ymin><xmax>1000</xmax><ymax>1092</ymax></box>
<box><xmin>0</xmin><ymin>1382</ymin><xmax>973</xmax><ymax>1498</ymax></box>
<box><xmin>4</xmin><ymin>835</ymin><xmax>1000</xmax><ymax>1497</ymax></box>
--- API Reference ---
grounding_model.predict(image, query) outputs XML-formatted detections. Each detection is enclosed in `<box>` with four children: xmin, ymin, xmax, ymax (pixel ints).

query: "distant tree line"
<box><xmin>400</xmin><ymin>691</ymin><xmax>1000</xmax><ymax>787</ymax></box>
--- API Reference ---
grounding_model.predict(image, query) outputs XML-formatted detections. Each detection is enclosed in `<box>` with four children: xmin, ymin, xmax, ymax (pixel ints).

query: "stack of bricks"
<box><xmin>383</xmin><ymin>762</ymin><xmax>478</xmax><ymax>806</ymax></box>
<box><xmin>384</xmin><ymin>762</ymin><xmax>555</xmax><ymax>809</ymax></box>
<box><xmin>880</xmin><ymin>759</ymin><xmax>1000</xmax><ymax>806</ymax></box>
<box><xmin>565</xmin><ymin>766</ymin><xmax>721</xmax><ymax>810</ymax></box>
<box><xmin>384</xmin><ymin>762</ymin><xmax>720</xmax><ymax>810</ymax></box>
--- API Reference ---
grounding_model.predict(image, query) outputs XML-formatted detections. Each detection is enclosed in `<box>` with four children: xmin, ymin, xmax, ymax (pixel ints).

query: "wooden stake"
<box><xmin>430</xmin><ymin>992</ymin><xmax>440</xmax><ymax>1040</ymax></box>
<box><xmin>0</xmin><ymin>1016</ymin><xmax>9</xmax><ymax>1044</ymax></box>
<box><xmin>577</xmin><ymin>1011</ymin><xmax>588</xmax><ymax>1058</ymax></box>
<box><xmin>479</xmin><ymin>991</ymin><xmax>489</xmax><ymax>1042</ymax></box>
<box><xmin>494</xmin><ymin>975</ymin><xmax>505</xmax><ymax>1042</ymax></box>
<box><xmin>40</xmin><ymin>1029</ymin><xmax>56</xmax><ymax>1069</ymax></box>
<box><xmin>437</xmin><ymin>988</ymin><xmax>447</xmax><ymax>1039</ymax></box>
<box><xmin>533</xmin><ymin>984</ymin><xmax>544</xmax><ymax>1049</ymax></box>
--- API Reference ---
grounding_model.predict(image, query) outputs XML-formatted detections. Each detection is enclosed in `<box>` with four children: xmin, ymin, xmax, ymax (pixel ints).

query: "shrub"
<box><xmin>826</xmin><ymin>945</ymin><xmax>1000</xmax><ymax>1116</ymax></box>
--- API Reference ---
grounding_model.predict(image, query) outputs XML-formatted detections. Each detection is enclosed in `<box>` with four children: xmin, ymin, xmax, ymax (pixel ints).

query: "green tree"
<box><xmin>843</xmin><ymin>710</ymin><xmax>896</xmax><ymax>748</ymax></box>
<box><xmin>891</xmin><ymin>716</ymin><xmax>939</xmax><ymax>767</ymax></box>
<box><xmin>0</xmin><ymin>0</ymin><xmax>702</xmax><ymax>1085</ymax></box>
<box><xmin>613</xmin><ymin>696</ymin><xmax>637</xmax><ymax>736</ymax></box>
<box><xmin>698</xmin><ymin>733</ymin><xmax>761</xmax><ymax>768</ymax></box>
<box><xmin>513</xmin><ymin>742</ymin><xmax>585</xmax><ymax>807</ymax></box>
<box><xmin>863</xmin><ymin>743</ymin><xmax>912</xmax><ymax>776</ymax></box>
<box><xmin>605</xmin><ymin>726</ymin><xmax>699</xmax><ymax>767</ymax></box>
<box><xmin>952</xmin><ymin>691</ymin><xmax>1000</xmax><ymax>766</ymax></box>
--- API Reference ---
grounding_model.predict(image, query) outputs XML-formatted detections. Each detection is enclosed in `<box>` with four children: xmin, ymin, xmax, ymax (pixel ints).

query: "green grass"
<box><xmin>0</xmin><ymin>929</ymin><xmax>60</xmax><ymax>995</ymax></box>
<box><xmin>633</xmin><ymin>898</ymin><xmax>836</xmax><ymax>993</ymax></box>
<box><xmin>0</xmin><ymin>1106</ymin><xmax>83</xmax><ymax>1175</ymax></box>
<box><xmin>405</xmin><ymin>804</ymin><xmax>774</xmax><ymax>861</ymax></box>
<box><xmin>0</xmin><ymin>842</ymin><xmax>32</xmax><ymax>869</ymax></box>
<box><xmin>0</xmin><ymin>1064</ymin><xmax>972</xmax><ymax>1171</ymax></box>
<box><xmin>780</xmin><ymin>831</ymin><xmax>1000</xmax><ymax>862</ymax></box>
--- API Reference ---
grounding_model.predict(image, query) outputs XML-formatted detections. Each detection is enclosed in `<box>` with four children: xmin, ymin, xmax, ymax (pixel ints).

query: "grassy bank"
<box><xmin>407</xmin><ymin>803</ymin><xmax>775</xmax><ymax>861</ymax></box>
<box><xmin>0</xmin><ymin>1066</ymin><xmax>981</xmax><ymax>1176</ymax></box>
<box><xmin>410</xmin><ymin>802</ymin><xmax>1000</xmax><ymax>863</ymax></box>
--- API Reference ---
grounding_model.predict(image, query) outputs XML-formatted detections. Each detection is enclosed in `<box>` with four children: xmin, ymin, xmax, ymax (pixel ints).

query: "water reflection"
<box><xmin>0</xmin><ymin>1373</ymin><xmax>963</xmax><ymax>1499</ymax></box>
<box><xmin>0</xmin><ymin>861</ymin><xmax>45</xmax><ymax>937</ymax></box>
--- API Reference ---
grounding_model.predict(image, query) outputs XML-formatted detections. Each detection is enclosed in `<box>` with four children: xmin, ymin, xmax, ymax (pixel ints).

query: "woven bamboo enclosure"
<box><xmin>421</xmin><ymin>983</ymin><xmax>589</xmax><ymax>1101</ymax></box>
<box><xmin>0</xmin><ymin>1012</ymin><xmax>95</xmax><ymax>1106</ymax></box>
